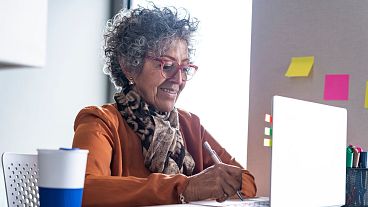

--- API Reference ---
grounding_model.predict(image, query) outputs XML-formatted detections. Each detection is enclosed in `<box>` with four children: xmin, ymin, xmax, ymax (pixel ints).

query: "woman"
<box><xmin>72</xmin><ymin>4</ymin><xmax>256</xmax><ymax>207</ymax></box>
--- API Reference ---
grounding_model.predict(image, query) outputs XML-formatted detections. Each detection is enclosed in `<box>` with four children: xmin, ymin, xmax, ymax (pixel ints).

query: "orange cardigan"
<box><xmin>72</xmin><ymin>104</ymin><xmax>256</xmax><ymax>206</ymax></box>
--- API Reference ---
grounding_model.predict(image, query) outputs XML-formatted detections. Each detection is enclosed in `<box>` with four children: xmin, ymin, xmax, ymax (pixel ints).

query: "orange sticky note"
<box><xmin>264</xmin><ymin>138</ymin><xmax>272</xmax><ymax>147</ymax></box>
<box><xmin>285</xmin><ymin>56</ymin><xmax>314</xmax><ymax>77</ymax></box>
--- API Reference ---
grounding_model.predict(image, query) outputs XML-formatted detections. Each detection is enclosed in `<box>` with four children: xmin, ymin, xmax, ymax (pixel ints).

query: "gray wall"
<box><xmin>248</xmin><ymin>0</ymin><xmax>368</xmax><ymax>196</ymax></box>
<box><xmin>0</xmin><ymin>0</ymin><xmax>110</xmax><ymax>205</ymax></box>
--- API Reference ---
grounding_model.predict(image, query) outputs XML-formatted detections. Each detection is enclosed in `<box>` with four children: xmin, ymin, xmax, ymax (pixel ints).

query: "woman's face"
<box><xmin>132</xmin><ymin>39</ymin><xmax>189</xmax><ymax>112</ymax></box>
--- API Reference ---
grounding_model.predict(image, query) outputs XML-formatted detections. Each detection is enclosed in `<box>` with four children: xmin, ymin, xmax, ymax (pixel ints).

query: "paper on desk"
<box><xmin>189</xmin><ymin>197</ymin><xmax>269</xmax><ymax>207</ymax></box>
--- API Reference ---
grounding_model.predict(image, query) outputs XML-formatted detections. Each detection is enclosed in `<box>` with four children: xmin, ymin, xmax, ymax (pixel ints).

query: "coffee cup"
<box><xmin>37</xmin><ymin>148</ymin><xmax>88</xmax><ymax>207</ymax></box>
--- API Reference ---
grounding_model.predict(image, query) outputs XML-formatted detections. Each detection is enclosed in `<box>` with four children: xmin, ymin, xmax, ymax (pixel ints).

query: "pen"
<box><xmin>203</xmin><ymin>141</ymin><xmax>244</xmax><ymax>201</ymax></box>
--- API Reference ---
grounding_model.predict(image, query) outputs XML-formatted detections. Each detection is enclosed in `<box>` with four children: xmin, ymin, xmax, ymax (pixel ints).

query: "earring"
<box><xmin>128</xmin><ymin>77</ymin><xmax>134</xmax><ymax>85</ymax></box>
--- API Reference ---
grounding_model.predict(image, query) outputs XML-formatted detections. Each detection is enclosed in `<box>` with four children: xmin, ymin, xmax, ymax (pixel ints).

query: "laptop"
<box><xmin>268</xmin><ymin>95</ymin><xmax>347</xmax><ymax>207</ymax></box>
<box><xmin>185</xmin><ymin>96</ymin><xmax>346</xmax><ymax>207</ymax></box>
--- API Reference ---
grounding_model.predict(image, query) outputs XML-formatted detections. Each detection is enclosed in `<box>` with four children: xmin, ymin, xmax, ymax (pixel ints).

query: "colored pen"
<box><xmin>203</xmin><ymin>141</ymin><xmax>244</xmax><ymax>201</ymax></box>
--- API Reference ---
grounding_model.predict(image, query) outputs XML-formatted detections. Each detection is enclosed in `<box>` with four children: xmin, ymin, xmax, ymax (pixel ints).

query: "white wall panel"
<box><xmin>0</xmin><ymin>0</ymin><xmax>47</xmax><ymax>67</ymax></box>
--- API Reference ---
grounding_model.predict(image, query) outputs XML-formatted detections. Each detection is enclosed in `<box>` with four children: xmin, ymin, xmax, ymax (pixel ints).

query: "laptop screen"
<box><xmin>270</xmin><ymin>96</ymin><xmax>347</xmax><ymax>207</ymax></box>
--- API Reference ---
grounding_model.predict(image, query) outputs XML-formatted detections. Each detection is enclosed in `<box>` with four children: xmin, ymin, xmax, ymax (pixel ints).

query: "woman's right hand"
<box><xmin>182</xmin><ymin>163</ymin><xmax>243</xmax><ymax>202</ymax></box>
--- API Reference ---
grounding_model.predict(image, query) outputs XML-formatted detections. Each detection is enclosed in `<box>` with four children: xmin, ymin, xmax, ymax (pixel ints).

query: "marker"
<box><xmin>203</xmin><ymin>141</ymin><xmax>244</xmax><ymax>201</ymax></box>
<box><xmin>346</xmin><ymin>146</ymin><xmax>354</xmax><ymax>168</ymax></box>
<box><xmin>352</xmin><ymin>146</ymin><xmax>362</xmax><ymax>168</ymax></box>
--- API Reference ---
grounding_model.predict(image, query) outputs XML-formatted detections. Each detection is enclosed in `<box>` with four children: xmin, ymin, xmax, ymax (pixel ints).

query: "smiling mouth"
<box><xmin>161</xmin><ymin>88</ymin><xmax>178</xmax><ymax>95</ymax></box>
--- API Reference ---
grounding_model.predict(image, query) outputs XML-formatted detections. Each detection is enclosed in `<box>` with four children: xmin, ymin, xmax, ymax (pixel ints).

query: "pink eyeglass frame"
<box><xmin>146</xmin><ymin>56</ymin><xmax>198</xmax><ymax>81</ymax></box>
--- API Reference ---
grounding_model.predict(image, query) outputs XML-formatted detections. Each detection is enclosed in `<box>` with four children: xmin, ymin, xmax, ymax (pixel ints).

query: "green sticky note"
<box><xmin>285</xmin><ymin>56</ymin><xmax>314</xmax><ymax>77</ymax></box>
<box><xmin>264</xmin><ymin>127</ymin><xmax>272</xmax><ymax>136</ymax></box>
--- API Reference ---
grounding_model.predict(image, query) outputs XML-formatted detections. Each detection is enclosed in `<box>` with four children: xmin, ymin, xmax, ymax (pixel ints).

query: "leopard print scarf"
<box><xmin>114</xmin><ymin>86</ymin><xmax>195</xmax><ymax>175</ymax></box>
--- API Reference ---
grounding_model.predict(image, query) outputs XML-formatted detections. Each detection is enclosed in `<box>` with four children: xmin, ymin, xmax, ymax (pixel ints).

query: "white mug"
<box><xmin>37</xmin><ymin>148</ymin><xmax>88</xmax><ymax>207</ymax></box>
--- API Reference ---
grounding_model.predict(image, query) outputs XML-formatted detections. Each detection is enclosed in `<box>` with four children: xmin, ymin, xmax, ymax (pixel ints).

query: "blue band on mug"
<box><xmin>39</xmin><ymin>187</ymin><xmax>83</xmax><ymax>207</ymax></box>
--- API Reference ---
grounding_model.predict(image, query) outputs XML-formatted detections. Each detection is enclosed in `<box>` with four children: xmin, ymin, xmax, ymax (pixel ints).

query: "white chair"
<box><xmin>2</xmin><ymin>153</ymin><xmax>40</xmax><ymax>207</ymax></box>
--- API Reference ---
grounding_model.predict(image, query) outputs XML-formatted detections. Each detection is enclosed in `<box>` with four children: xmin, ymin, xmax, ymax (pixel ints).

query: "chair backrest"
<box><xmin>2</xmin><ymin>152</ymin><xmax>40</xmax><ymax>207</ymax></box>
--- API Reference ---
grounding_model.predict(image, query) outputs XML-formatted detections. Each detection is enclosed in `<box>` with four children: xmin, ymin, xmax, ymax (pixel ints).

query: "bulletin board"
<box><xmin>247</xmin><ymin>0</ymin><xmax>368</xmax><ymax>196</ymax></box>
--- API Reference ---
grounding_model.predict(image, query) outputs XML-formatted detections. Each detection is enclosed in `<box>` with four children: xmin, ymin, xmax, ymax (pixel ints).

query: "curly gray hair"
<box><xmin>103</xmin><ymin>4</ymin><xmax>199</xmax><ymax>90</ymax></box>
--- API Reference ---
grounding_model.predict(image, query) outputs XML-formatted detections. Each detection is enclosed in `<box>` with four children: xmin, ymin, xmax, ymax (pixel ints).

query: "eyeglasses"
<box><xmin>146</xmin><ymin>56</ymin><xmax>198</xmax><ymax>81</ymax></box>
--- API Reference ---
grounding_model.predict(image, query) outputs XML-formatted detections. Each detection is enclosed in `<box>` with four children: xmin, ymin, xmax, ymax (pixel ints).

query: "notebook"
<box><xmin>269</xmin><ymin>95</ymin><xmax>347</xmax><ymax>207</ymax></box>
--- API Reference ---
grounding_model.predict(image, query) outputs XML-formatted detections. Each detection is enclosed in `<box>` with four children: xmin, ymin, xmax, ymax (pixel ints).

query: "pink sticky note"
<box><xmin>324</xmin><ymin>74</ymin><xmax>349</xmax><ymax>100</ymax></box>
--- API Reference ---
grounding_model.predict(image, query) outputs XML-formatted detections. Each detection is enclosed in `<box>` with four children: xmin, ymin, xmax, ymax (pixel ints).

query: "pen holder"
<box><xmin>346</xmin><ymin>168</ymin><xmax>368</xmax><ymax>206</ymax></box>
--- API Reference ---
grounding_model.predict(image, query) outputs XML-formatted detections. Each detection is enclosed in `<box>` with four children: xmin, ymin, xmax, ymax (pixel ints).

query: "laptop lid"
<box><xmin>270</xmin><ymin>96</ymin><xmax>347</xmax><ymax>207</ymax></box>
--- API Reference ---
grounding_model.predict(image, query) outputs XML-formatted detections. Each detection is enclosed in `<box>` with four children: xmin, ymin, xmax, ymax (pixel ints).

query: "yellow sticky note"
<box><xmin>264</xmin><ymin>138</ymin><xmax>272</xmax><ymax>147</ymax></box>
<box><xmin>285</xmin><ymin>56</ymin><xmax>314</xmax><ymax>77</ymax></box>
<box><xmin>365</xmin><ymin>81</ymin><xmax>368</xmax><ymax>108</ymax></box>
